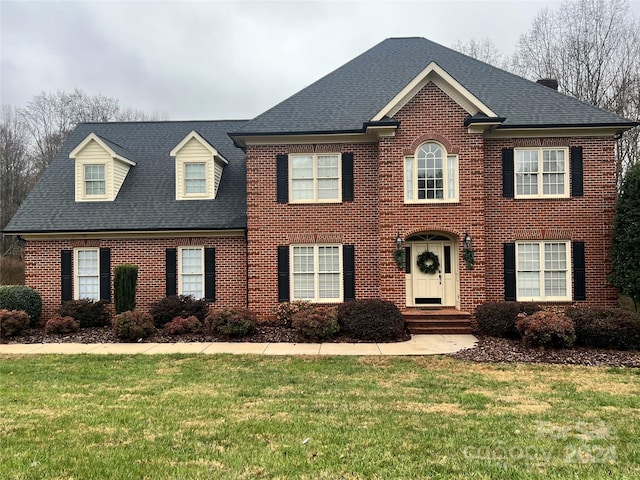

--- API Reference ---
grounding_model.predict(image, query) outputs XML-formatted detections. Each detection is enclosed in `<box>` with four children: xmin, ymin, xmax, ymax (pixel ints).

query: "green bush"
<box><xmin>0</xmin><ymin>309</ymin><xmax>30</xmax><ymax>338</ymax></box>
<box><xmin>292</xmin><ymin>306</ymin><xmax>340</xmax><ymax>340</ymax></box>
<box><xmin>114</xmin><ymin>264</ymin><xmax>138</xmax><ymax>314</ymax></box>
<box><xmin>0</xmin><ymin>285</ymin><xmax>42</xmax><ymax>327</ymax></box>
<box><xmin>516</xmin><ymin>311</ymin><xmax>575</xmax><ymax>349</ymax></box>
<box><xmin>337</xmin><ymin>299</ymin><xmax>405</xmax><ymax>342</ymax></box>
<box><xmin>149</xmin><ymin>295</ymin><xmax>209</xmax><ymax>328</ymax></box>
<box><xmin>163</xmin><ymin>316</ymin><xmax>202</xmax><ymax>335</ymax></box>
<box><xmin>273</xmin><ymin>300</ymin><xmax>312</xmax><ymax>327</ymax></box>
<box><xmin>57</xmin><ymin>299</ymin><xmax>109</xmax><ymax>328</ymax></box>
<box><xmin>566</xmin><ymin>306</ymin><xmax>640</xmax><ymax>350</ymax></box>
<box><xmin>205</xmin><ymin>308</ymin><xmax>257</xmax><ymax>338</ymax></box>
<box><xmin>112</xmin><ymin>310</ymin><xmax>155</xmax><ymax>341</ymax></box>
<box><xmin>475</xmin><ymin>302</ymin><xmax>541</xmax><ymax>338</ymax></box>
<box><xmin>45</xmin><ymin>315</ymin><xmax>80</xmax><ymax>335</ymax></box>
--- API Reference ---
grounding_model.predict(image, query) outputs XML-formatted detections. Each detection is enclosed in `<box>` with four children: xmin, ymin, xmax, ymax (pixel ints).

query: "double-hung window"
<box><xmin>179</xmin><ymin>247</ymin><xmax>204</xmax><ymax>298</ymax></box>
<box><xmin>84</xmin><ymin>164</ymin><xmax>106</xmax><ymax>196</ymax></box>
<box><xmin>516</xmin><ymin>241</ymin><xmax>571</xmax><ymax>301</ymax></box>
<box><xmin>184</xmin><ymin>163</ymin><xmax>207</xmax><ymax>195</ymax></box>
<box><xmin>75</xmin><ymin>248</ymin><xmax>100</xmax><ymax>300</ymax></box>
<box><xmin>291</xmin><ymin>245</ymin><xmax>342</xmax><ymax>302</ymax></box>
<box><xmin>290</xmin><ymin>154</ymin><xmax>340</xmax><ymax>202</ymax></box>
<box><xmin>405</xmin><ymin>142</ymin><xmax>458</xmax><ymax>202</ymax></box>
<box><xmin>515</xmin><ymin>148</ymin><xmax>569</xmax><ymax>198</ymax></box>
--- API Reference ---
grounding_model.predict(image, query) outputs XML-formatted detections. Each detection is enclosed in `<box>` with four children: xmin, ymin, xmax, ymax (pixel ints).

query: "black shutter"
<box><xmin>166</xmin><ymin>248</ymin><xmax>177</xmax><ymax>296</ymax></box>
<box><xmin>204</xmin><ymin>248</ymin><xmax>216</xmax><ymax>302</ymax></box>
<box><xmin>571</xmin><ymin>147</ymin><xmax>584</xmax><ymax>197</ymax></box>
<box><xmin>341</xmin><ymin>153</ymin><xmax>354</xmax><ymax>202</ymax></box>
<box><xmin>61</xmin><ymin>250</ymin><xmax>72</xmax><ymax>303</ymax></box>
<box><xmin>343</xmin><ymin>245</ymin><xmax>355</xmax><ymax>301</ymax></box>
<box><xmin>502</xmin><ymin>148</ymin><xmax>514</xmax><ymax>198</ymax></box>
<box><xmin>504</xmin><ymin>243</ymin><xmax>516</xmax><ymax>301</ymax></box>
<box><xmin>277</xmin><ymin>246</ymin><xmax>290</xmax><ymax>302</ymax></box>
<box><xmin>276</xmin><ymin>154</ymin><xmax>288</xmax><ymax>203</ymax></box>
<box><xmin>573</xmin><ymin>241</ymin><xmax>586</xmax><ymax>301</ymax></box>
<box><xmin>99</xmin><ymin>248</ymin><xmax>111</xmax><ymax>302</ymax></box>
<box><xmin>405</xmin><ymin>246</ymin><xmax>411</xmax><ymax>274</ymax></box>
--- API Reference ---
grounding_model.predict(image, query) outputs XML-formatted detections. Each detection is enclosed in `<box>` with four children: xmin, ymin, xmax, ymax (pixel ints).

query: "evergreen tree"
<box><xmin>610</xmin><ymin>162</ymin><xmax>640</xmax><ymax>311</ymax></box>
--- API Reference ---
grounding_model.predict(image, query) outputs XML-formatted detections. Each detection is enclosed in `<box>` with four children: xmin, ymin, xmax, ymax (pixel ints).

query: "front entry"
<box><xmin>406</xmin><ymin>234</ymin><xmax>458</xmax><ymax>307</ymax></box>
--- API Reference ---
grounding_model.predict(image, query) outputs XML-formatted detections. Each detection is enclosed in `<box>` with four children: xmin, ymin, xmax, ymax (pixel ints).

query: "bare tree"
<box><xmin>513</xmin><ymin>0</ymin><xmax>640</xmax><ymax>183</ymax></box>
<box><xmin>452</xmin><ymin>38</ymin><xmax>510</xmax><ymax>70</ymax></box>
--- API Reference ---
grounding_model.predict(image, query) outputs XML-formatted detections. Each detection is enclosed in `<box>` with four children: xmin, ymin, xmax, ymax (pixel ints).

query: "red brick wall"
<box><xmin>24</xmin><ymin>235</ymin><xmax>247</xmax><ymax>321</ymax></box>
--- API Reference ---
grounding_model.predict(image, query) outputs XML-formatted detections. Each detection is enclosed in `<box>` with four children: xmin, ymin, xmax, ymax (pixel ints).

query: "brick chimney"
<box><xmin>536</xmin><ymin>78</ymin><xmax>559</xmax><ymax>90</ymax></box>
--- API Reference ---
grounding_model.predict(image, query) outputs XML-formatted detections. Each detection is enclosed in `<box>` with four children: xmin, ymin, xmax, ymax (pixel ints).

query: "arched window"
<box><xmin>404</xmin><ymin>142</ymin><xmax>458</xmax><ymax>202</ymax></box>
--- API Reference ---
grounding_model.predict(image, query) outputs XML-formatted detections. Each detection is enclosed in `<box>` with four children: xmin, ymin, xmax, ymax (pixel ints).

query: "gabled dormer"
<box><xmin>70</xmin><ymin>133</ymin><xmax>136</xmax><ymax>202</ymax></box>
<box><xmin>170</xmin><ymin>130</ymin><xmax>229</xmax><ymax>201</ymax></box>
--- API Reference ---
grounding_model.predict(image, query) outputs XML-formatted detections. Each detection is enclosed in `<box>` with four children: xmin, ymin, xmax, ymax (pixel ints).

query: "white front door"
<box><xmin>408</xmin><ymin>240</ymin><xmax>457</xmax><ymax>307</ymax></box>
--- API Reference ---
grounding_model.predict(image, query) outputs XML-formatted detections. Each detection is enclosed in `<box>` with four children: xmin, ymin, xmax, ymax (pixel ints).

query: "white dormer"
<box><xmin>170</xmin><ymin>130</ymin><xmax>228</xmax><ymax>201</ymax></box>
<box><xmin>70</xmin><ymin>133</ymin><xmax>136</xmax><ymax>202</ymax></box>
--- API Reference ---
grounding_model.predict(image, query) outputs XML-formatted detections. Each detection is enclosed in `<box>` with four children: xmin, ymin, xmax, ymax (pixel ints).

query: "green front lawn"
<box><xmin>1</xmin><ymin>355</ymin><xmax>639</xmax><ymax>479</ymax></box>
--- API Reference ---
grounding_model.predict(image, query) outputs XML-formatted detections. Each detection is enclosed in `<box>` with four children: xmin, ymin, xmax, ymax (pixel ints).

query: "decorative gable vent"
<box><xmin>69</xmin><ymin>133</ymin><xmax>136</xmax><ymax>202</ymax></box>
<box><xmin>170</xmin><ymin>130</ymin><xmax>228</xmax><ymax>201</ymax></box>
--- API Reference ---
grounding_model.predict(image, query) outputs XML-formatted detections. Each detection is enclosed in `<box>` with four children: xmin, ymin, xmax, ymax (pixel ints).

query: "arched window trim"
<box><xmin>404</xmin><ymin>141</ymin><xmax>459</xmax><ymax>203</ymax></box>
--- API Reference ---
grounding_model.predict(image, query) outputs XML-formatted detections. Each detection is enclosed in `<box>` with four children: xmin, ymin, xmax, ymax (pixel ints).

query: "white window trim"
<box><xmin>83</xmin><ymin>164</ymin><xmax>107</xmax><ymax>198</ymax></box>
<box><xmin>290</xmin><ymin>244</ymin><xmax>343</xmax><ymax>303</ymax></box>
<box><xmin>515</xmin><ymin>240</ymin><xmax>572</xmax><ymax>302</ymax></box>
<box><xmin>514</xmin><ymin>147</ymin><xmax>570</xmax><ymax>199</ymax></box>
<box><xmin>183</xmin><ymin>162</ymin><xmax>208</xmax><ymax>197</ymax></box>
<box><xmin>404</xmin><ymin>142</ymin><xmax>459</xmax><ymax>204</ymax></box>
<box><xmin>73</xmin><ymin>248</ymin><xmax>100</xmax><ymax>301</ymax></box>
<box><xmin>178</xmin><ymin>246</ymin><xmax>205</xmax><ymax>298</ymax></box>
<box><xmin>289</xmin><ymin>153</ymin><xmax>342</xmax><ymax>204</ymax></box>
<box><xmin>176</xmin><ymin>158</ymin><xmax>214</xmax><ymax>200</ymax></box>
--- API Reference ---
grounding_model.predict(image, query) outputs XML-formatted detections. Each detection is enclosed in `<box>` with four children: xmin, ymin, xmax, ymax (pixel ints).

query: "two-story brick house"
<box><xmin>5</xmin><ymin>38</ymin><xmax>637</xmax><ymax>330</ymax></box>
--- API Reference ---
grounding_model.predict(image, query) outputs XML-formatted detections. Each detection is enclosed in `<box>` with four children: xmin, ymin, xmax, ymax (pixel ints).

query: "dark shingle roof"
<box><xmin>4</xmin><ymin>120</ymin><xmax>248</xmax><ymax>233</ymax></box>
<box><xmin>234</xmin><ymin>37</ymin><xmax>636</xmax><ymax>135</ymax></box>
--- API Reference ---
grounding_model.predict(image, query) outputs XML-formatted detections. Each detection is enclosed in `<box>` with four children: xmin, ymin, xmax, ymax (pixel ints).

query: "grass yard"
<box><xmin>1</xmin><ymin>355</ymin><xmax>639</xmax><ymax>479</ymax></box>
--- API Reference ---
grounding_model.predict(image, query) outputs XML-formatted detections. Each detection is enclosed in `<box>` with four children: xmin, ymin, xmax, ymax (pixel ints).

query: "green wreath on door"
<box><xmin>416</xmin><ymin>251</ymin><xmax>440</xmax><ymax>274</ymax></box>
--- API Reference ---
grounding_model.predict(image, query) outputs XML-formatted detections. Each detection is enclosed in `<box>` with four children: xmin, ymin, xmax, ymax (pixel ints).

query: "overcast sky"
<box><xmin>2</xmin><ymin>0</ymin><xmax>639</xmax><ymax>120</ymax></box>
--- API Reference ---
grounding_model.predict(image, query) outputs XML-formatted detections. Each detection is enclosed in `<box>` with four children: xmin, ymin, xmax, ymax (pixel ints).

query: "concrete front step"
<box><xmin>404</xmin><ymin>309</ymin><xmax>473</xmax><ymax>335</ymax></box>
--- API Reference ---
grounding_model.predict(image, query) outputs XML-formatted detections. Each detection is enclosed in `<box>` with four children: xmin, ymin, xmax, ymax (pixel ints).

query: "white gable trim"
<box><xmin>170</xmin><ymin>130</ymin><xmax>229</xmax><ymax>164</ymax></box>
<box><xmin>69</xmin><ymin>133</ymin><xmax>136</xmax><ymax>166</ymax></box>
<box><xmin>371</xmin><ymin>61</ymin><xmax>497</xmax><ymax>121</ymax></box>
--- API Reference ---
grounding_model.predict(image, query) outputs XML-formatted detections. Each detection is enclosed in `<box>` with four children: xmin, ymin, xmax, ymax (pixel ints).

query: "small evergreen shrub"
<box><xmin>163</xmin><ymin>316</ymin><xmax>202</xmax><ymax>336</ymax></box>
<box><xmin>45</xmin><ymin>315</ymin><xmax>80</xmax><ymax>335</ymax></box>
<box><xmin>475</xmin><ymin>301</ymin><xmax>541</xmax><ymax>338</ymax></box>
<box><xmin>0</xmin><ymin>309</ymin><xmax>30</xmax><ymax>338</ymax></box>
<box><xmin>337</xmin><ymin>299</ymin><xmax>405</xmax><ymax>342</ymax></box>
<box><xmin>516</xmin><ymin>311</ymin><xmax>575</xmax><ymax>348</ymax></box>
<box><xmin>566</xmin><ymin>306</ymin><xmax>640</xmax><ymax>350</ymax></box>
<box><xmin>57</xmin><ymin>299</ymin><xmax>109</xmax><ymax>328</ymax></box>
<box><xmin>273</xmin><ymin>300</ymin><xmax>312</xmax><ymax>327</ymax></box>
<box><xmin>114</xmin><ymin>264</ymin><xmax>138</xmax><ymax>314</ymax></box>
<box><xmin>113</xmin><ymin>310</ymin><xmax>155</xmax><ymax>341</ymax></box>
<box><xmin>0</xmin><ymin>285</ymin><xmax>43</xmax><ymax>327</ymax></box>
<box><xmin>205</xmin><ymin>308</ymin><xmax>257</xmax><ymax>338</ymax></box>
<box><xmin>292</xmin><ymin>306</ymin><xmax>340</xmax><ymax>340</ymax></box>
<box><xmin>149</xmin><ymin>295</ymin><xmax>209</xmax><ymax>328</ymax></box>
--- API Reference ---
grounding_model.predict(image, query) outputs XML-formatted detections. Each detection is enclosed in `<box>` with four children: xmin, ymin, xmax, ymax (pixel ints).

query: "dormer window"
<box><xmin>171</xmin><ymin>131</ymin><xmax>228</xmax><ymax>201</ymax></box>
<box><xmin>70</xmin><ymin>133</ymin><xmax>136</xmax><ymax>202</ymax></box>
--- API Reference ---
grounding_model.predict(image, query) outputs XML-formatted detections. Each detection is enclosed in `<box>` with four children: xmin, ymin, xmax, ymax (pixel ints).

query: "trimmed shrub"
<box><xmin>114</xmin><ymin>264</ymin><xmax>138</xmax><ymax>314</ymax></box>
<box><xmin>58</xmin><ymin>299</ymin><xmax>109</xmax><ymax>328</ymax></box>
<box><xmin>163</xmin><ymin>316</ymin><xmax>202</xmax><ymax>336</ymax></box>
<box><xmin>0</xmin><ymin>285</ymin><xmax>42</xmax><ymax>327</ymax></box>
<box><xmin>0</xmin><ymin>309</ymin><xmax>30</xmax><ymax>338</ymax></box>
<box><xmin>337</xmin><ymin>299</ymin><xmax>405</xmax><ymax>342</ymax></box>
<box><xmin>292</xmin><ymin>306</ymin><xmax>340</xmax><ymax>340</ymax></box>
<box><xmin>205</xmin><ymin>308</ymin><xmax>257</xmax><ymax>338</ymax></box>
<box><xmin>113</xmin><ymin>310</ymin><xmax>155</xmax><ymax>341</ymax></box>
<box><xmin>475</xmin><ymin>301</ymin><xmax>541</xmax><ymax>338</ymax></box>
<box><xmin>149</xmin><ymin>295</ymin><xmax>209</xmax><ymax>328</ymax></box>
<box><xmin>45</xmin><ymin>315</ymin><xmax>80</xmax><ymax>335</ymax></box>
<box><xmin>566</xmin><ymin>306</ymin><xmax>640</xmax><ymax>350</ymax></box>
<box><xmin>273</xmin><ymin>300</ymin><xmax>312</xmax><ymax>327</ymax></box>
<box><xmin>516</xmin><ymin>311</ymin><xmax>575</xmax><ymax>348</ymax></box>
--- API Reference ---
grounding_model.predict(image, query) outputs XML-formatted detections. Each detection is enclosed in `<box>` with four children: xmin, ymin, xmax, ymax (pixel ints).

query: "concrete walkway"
<box><xmin>0</xmin><ymin>334</ymin><xmax>477</xmax><ymax>356</ymax></box>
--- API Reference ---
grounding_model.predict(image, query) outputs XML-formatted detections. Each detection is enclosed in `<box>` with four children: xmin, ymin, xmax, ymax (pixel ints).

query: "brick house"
<box><xmin>5</xmin><ymin>38</ymin><xmax>637</xmax><ymax>331</ymax></box>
